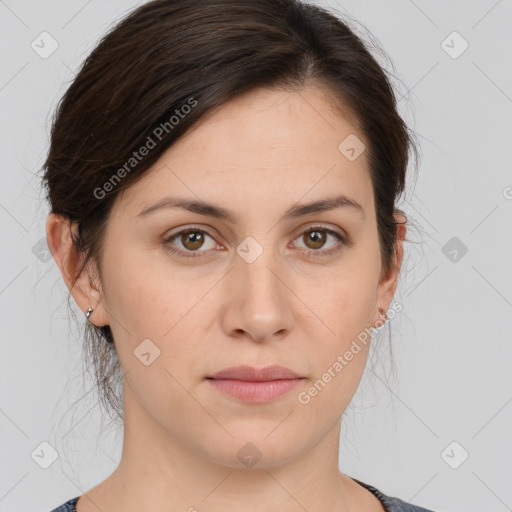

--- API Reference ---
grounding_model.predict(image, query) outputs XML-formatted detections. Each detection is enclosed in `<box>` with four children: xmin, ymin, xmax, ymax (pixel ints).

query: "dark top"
<box><xmin>49</xmin><ymin>477</ymin><xmax>435</xmax><ymax>511</ymax></box>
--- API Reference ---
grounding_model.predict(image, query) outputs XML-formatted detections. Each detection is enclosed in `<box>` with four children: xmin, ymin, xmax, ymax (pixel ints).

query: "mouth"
<box><xmin>206</xmin><ymin>365</ymin><xmax>306</xmax><ymax>403</ymax></box>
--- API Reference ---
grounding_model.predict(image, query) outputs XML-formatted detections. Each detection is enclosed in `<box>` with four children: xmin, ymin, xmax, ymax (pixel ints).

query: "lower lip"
<box><xmin>207</xmin><ymin>378</ymin><xmax>304</xmax><ymax>403</ymax></box>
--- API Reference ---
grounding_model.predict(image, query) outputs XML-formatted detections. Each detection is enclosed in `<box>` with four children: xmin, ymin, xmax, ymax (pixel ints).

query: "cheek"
<box><xmin>101</xmin><ymin>244</ymin><xmax>196</xmax><ymax>336</ymax></box>
<box><xmin>296</xmin><ymin>258</ymin><xmax>379</xmax><ymax>405</ymax></box>
<box><xmin>296</xmin><ymin>284</ymin><xmax>375</xmax><ymax>421</ymax></box>
<box><xmin>308</xmin><ymin>266</ymin><xmax>378</xmax><ymax>349</ymax></box>
<box><xmin>101</xmin><ymin>248</ymin><xmax>218</xmax><ymax>382</ymax></box>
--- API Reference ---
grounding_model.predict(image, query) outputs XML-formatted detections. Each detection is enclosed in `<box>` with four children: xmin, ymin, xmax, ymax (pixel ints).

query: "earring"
<box><xmin>378</xmin><ymin>307</ymin><xmax>388</xmax><ymax>321</ymax></box>
<box><xmin>85</xmin><ymin>307</ymin><xmax>94</xmax><ymax>321</ymax></box>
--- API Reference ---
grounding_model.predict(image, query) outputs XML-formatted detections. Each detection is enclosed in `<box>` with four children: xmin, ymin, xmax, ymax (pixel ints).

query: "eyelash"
<box><xmin>163</xmin><ymin>224</ymin><xmax>346</xmax><ymax>259</ymax></box>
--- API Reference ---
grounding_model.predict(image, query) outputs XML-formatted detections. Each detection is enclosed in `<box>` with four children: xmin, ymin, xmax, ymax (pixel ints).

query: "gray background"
<box><xmin>1</xmin><ymin>1</ymin><xmax>511</xmax><ymax>511</ymax></box>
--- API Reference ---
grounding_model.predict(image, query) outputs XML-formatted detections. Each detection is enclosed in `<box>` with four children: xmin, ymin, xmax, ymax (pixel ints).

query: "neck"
<box><xmin>79</xmin><ymin>389</ymin><xmax>365</xmax><ymax>512</ymax></box>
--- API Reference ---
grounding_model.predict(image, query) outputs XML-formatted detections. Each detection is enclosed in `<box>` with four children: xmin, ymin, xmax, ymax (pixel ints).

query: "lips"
<box><xmin>206</xmin><ymin>365</ymin><xmax>306</xmax><ymax>404</ymax></box>
<box><xmin>207</xmin><ymin>365</ymin><xmax>303</xmax><ymax>381</ymax></box>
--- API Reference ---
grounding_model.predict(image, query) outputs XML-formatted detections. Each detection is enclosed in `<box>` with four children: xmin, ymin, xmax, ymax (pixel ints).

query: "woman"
<box><xmin>44</xmin><ymin>0</ymin><xmax>433</xmax><ymax>510</ymax></box>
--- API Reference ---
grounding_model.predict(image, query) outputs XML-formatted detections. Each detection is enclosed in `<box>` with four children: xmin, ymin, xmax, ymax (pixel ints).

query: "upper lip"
<box><xmin>208</xmin><ymin>365</ymin><xmax>304</xmax><ymax>381</ymax></box>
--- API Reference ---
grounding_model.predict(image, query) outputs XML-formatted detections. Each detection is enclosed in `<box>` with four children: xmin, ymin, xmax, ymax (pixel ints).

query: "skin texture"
<box><xmin>47</xmin><ymin>85</ymin><xmax>405</xmax><ymax>512</ymax></box>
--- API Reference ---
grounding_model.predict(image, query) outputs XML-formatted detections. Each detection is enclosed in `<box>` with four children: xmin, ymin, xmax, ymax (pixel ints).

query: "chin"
<box><xmin>202</xmin><ymin>429</ymin><xmax>307</xmax><ymax>470</ymax></box>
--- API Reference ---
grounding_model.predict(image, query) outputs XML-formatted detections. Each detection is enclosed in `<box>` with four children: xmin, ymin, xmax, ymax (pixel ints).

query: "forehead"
<box><xmin>178</xmin><ymin>85</ymin><xmax>365</xmax><ymax>166</ymax></box>
<box><xmin>116</xmin><ymin>85</ymin><xmax>373</xmax><ymax>220</ymax></box>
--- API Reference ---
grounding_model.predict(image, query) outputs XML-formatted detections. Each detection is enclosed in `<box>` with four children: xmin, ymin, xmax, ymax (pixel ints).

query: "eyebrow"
<box><xmin>137</xmin><ymin>194</ymin><xmax>365</xmax><ymax>222</ymax></box>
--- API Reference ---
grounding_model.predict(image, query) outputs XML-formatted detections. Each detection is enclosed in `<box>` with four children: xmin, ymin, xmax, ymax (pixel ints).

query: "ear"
<box><xmin>374</xmin><ymin>210</ymin><xmax>407</xmax><ymax>323</ymax></box>
<box><xmin>45</xmin><ymin>212</ymin><xmax>110</xmax><ymax>327</ymax></box>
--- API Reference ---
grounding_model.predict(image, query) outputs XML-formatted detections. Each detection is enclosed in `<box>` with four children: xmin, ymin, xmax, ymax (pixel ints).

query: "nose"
<box><xmin>220</xmin><ymin>245</ymin><xmax>295</xmax><ymax>343</ymax></box>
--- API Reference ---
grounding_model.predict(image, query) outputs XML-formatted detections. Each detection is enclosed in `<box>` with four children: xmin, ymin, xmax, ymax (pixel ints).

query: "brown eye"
<box><xmin>164</xmin><ymin>227</ymin><xmax>218</xmax><ymax>258</ymax></box>
<box><xmin>293</xmin><ymin>226</ymin><xmax>345</xmax><ymax>257</ymax></box>
<box><xmin>164</xmin><ymin>225</ymin><xmax>345</xmax><ymax>260</ymax></box>
<box><xmin>180</xmin><ymin>231</ymin><xmax>205</xmax><ymax>251</ymax></box>
<box><xmin>303</xmin><ymin>229</ymin><xmax>327</xmax><ymax>250</ymax></box>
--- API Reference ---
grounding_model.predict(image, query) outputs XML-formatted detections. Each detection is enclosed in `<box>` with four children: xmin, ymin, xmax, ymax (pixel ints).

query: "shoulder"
<box><xmin>47</xmin><ymin>486</ymin><xmax>438</xmax><ymax>512</ymax></box>
<box><xmin>48</xmin><ymin>496</ymin><xmax>80</xmax><ymax>512</ymax></box>
<box><xmin>351</xmin><ymin>477</ymin><xmax>436</xmax><ymax>512</ymax></box>
<box><xmin>380</xmin><ymin>495</ymin><xmax>436</xmax><ymax>512</ymax></box>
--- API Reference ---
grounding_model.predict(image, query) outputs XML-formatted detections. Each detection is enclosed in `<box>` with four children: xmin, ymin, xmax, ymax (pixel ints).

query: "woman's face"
<box><xmin>69</xmin><ymin>85</ymin><xmax>402</xmax><ymax>468</ymax></box>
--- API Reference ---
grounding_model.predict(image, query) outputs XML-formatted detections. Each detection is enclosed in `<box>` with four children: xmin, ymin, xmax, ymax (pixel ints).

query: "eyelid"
<box><xmin>290</xmin><ymin>224</ymin><xmax>347</xmax><ymax>256</ymax></box>
<box><xmin>291</xmin><ymin>223</ymin><xmax>346</xmax><ymax>241</ymax></box>
<box><xmin>163</xmin><ymin>224</ymin><xmax>221</xmax><ymax>257</ymax></box>
<box><xmin>163</xmin><ymin>223</ymin><xmax>348</xmax><ymax>258</ymax></box>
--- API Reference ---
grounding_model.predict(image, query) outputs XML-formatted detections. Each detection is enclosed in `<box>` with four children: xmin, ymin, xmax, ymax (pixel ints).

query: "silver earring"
<box><xmin>85</xmin><ymin>307</ymin><xmax>94</xmax><ymax>320</ymax></box>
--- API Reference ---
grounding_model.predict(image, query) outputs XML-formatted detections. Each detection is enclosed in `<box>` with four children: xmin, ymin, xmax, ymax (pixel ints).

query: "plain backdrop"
<box><xmin>1</xmin><ymin>1</ymin><xmax>511</xmax><ymax>511</ymax></box>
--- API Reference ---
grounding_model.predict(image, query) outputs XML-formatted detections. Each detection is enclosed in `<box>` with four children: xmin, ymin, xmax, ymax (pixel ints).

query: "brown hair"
<box><xmin>41</xmin><ymin>0</ymin><xmax>419</xmax><ymax>422</ymax></box>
